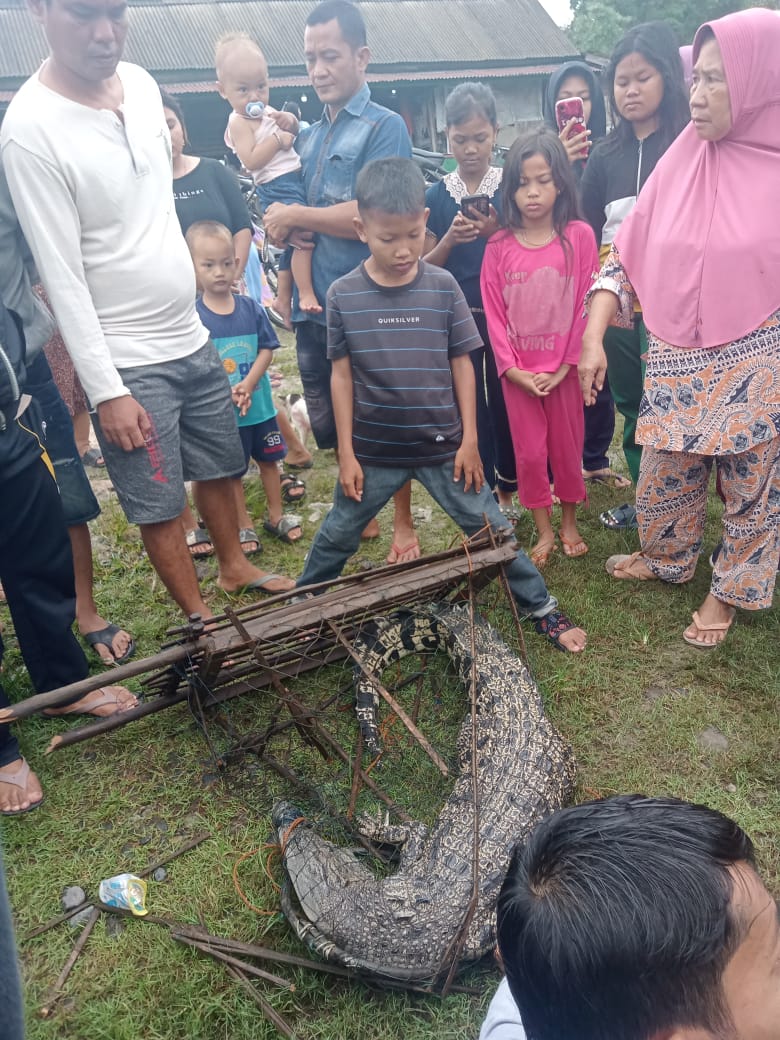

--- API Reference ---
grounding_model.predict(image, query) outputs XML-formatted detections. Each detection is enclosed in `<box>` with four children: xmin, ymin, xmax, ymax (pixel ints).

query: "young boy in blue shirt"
<box><xmin>186</xmin><ymin>221</ymin><xmax>303</xmax><ymax>559</ymax></box>
<box><xmin>296</xmin><ymin>158</ymin><xmax>587</xmax><ymax>652</ymax></box>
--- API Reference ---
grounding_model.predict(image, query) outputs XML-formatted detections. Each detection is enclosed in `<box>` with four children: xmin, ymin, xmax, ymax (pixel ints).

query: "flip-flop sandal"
<box><xmin>0</xmin><ymin>758</ymin><xmax>44</xmax><ymax>816</ymax></box>
<box><xmin>186</xmin><ymin>528</ymin><xmax>214</xmax><ymax>558</ymax></box>
<box><xmin>43</xmin><ymin>686</ymin><xmax>139</xmax><ymax>718</ymax></box>
<box><xmin>83</xmin><ymin>623</ymin><xmax>135</xmax><ymax>665</ymax></box>
<box><xmin>386</xmin><ymin>538</ymin><xmax>420</xmax><ymax>565</ymax></box>
<box><xmin>682</xmin><ymin>609</ymin><xmax>735</xmax><ymax>649</ymax></box>
<box><xmin>605</xmin><ymin>552</ymin><xmax>657</xmax><ymax>580</ymax></box>
<box><xmin>263</xmin><ymin>516</ymin><xmax>303</xmax><ymax>544</ymax></box>
<box><xmin>284</xmin><ymin>458</ymin><xmax>314</xmax><ymax>471</ymax></box>
<box><xmin>239</xmin><ymin>527</ymin><xmax>263</xmax><ymax>556</ymax></box>
<box><xmin>583</xmin><ymin>469</ymin><xmax>632</xmax><ymax>489</ymax></box>
<box><xmin>530</xmin><ymin>540</ymin><xmax>557</xmax><ymax>568</ymax></box>
<box><xmin>559</xmin><ymin>531</ymin><xmax>588</xmax><ymax>557</ymax></box>
<box><xmin>220</xmin><ymin>573</ymin><xmax>296</xmax><ymax>596</ymax></box>
<box><xmin>599</xmin><ymin>503</ymin><xmax>638</xmax><ymax>530</ymax></box>
<box><xmin>280</xmin><ymin>472</ymin><xmax>307</xmax><ymax>505</ymax></box>
<box><xmin>497</xmin><ymin>504</ymin><xmax>521</xmax><ymax>526</ymax></box>
<box><xmin>533</xmin><ymin>610</ymin><xmax>582</xmax><ymax>653</ymax></box>
<box><xmin>80</xmin><ymin>447</ymin><xmax>105</xmax><ymax>468</ymax></box>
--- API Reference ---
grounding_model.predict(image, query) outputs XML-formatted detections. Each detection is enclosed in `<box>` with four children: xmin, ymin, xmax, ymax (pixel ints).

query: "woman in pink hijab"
<box><xmin>578</xmin><ymin>7</ymin><xmax>780</xmax><ymax>649</ymax></box>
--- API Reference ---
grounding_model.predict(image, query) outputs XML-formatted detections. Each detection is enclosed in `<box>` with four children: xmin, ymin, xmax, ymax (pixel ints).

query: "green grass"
<box><xmin>1</xmin><ymin>329</ymin><xmax>778</xmax><ymax>1038</ymax></box>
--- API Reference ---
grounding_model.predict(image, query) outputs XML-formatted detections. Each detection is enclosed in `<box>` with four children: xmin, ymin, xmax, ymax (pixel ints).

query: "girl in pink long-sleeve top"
<box><xmin>481</xmin><ymin>129</ymin><xmax>599</xmax><ymax>567</ymax></box>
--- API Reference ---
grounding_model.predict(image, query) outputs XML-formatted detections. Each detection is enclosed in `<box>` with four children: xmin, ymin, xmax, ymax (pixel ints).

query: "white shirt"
<box><xmin>479</xmin><ymin>978</ymin><xmax>527</xmax><ymax>1040</ymax></box>
<box><xmin>0</xmin><ymin>62</ymin><xmax>207</xmax><ymax>406</ymax></box>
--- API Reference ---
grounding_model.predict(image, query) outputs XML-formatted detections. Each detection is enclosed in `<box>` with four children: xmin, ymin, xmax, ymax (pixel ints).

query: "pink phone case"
<box><xmin>555</xmin><ymin>97</ymin><xmax>587</xmax><ymax>138</ymax></box>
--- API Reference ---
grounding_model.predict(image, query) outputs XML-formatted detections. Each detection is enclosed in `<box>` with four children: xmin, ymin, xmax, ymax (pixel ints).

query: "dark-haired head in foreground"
<box><xmin>498</xmin><ymin>795</ymin><xmax>780</xmax><ymax>1040</ymax></box>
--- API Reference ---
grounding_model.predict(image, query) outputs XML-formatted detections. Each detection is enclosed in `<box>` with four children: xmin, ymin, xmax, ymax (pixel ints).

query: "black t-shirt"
<box><xmin>172</xmin><ymin>157</ymin><xmax>252</xmax><ymax>237</ymax></box>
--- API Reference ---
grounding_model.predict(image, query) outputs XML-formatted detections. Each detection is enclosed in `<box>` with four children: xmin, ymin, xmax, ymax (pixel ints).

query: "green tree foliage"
<box><xmin>569</xmin><ymin>0</ymin><xmax>777</xmax><ymax>56</ymax></box>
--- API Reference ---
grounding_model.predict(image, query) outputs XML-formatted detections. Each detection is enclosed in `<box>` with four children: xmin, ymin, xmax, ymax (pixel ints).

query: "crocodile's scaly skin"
<box><xmin>272</xmin><ymin>602</ymin><xmax>576</xmax><ymax>982</ymax></box>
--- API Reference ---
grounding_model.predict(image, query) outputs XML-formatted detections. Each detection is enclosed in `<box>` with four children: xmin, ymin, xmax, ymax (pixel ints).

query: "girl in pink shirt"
<box><xmin>481</xmin><ymin>130</ymin><xmax>599</xmax><ymax>567</ymax></box>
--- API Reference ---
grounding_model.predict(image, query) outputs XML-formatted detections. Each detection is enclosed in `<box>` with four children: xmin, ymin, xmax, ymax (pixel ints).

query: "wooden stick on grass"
<box><xmin>39</xmin><ymin>906</ymin><xmax>101</xmax><ymax>1017</ymax></box>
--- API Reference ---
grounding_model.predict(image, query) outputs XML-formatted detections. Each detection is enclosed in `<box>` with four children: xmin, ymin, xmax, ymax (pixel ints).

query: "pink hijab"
<box><xmin>615</xmin><ymin>7</ymin><xmax>780</xmax><ymax>349</ymax></box>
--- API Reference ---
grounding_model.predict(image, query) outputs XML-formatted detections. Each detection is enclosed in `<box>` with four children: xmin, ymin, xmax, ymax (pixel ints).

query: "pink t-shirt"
<box><xmin>225</xmin><ymin>106</ymin><xmax>301</xmax><ymax>185</ymax></box>
<box><xmin>481</xmin><ymin>221</ymin><xmax>598</xmax><ymax>376</ymax></box>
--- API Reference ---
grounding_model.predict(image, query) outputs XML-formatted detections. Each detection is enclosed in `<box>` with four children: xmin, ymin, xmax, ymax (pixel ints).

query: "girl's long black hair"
<box><xmin>602</xmin><ymin>21</ymin><xmax>689</xmax><ymax>156</ymax></box>
<box><xmin>499</xmin><ymin>128</ymin><xmax>580</xmax><ymax>274</ymax></box>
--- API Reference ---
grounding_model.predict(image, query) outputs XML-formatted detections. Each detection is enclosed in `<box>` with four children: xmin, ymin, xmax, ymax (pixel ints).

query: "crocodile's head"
<box><xmin>272</xmin><ymin>800</ymin><xmax>306</xmax><ymax>834</ymax></box>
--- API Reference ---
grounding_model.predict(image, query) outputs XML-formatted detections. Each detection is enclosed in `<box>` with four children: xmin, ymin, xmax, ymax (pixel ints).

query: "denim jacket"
<box><xmin>294</xmin><ymin>84</ymin><xmax>411</xmax><ymax>324</ymax></box>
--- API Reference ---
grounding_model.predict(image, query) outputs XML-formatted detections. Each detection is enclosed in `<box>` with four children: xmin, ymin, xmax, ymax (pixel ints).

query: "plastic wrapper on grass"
<box><xmin>98</xmin><ymin>873</ymin><xmax>148</xmax><ymax>916</ymax></box>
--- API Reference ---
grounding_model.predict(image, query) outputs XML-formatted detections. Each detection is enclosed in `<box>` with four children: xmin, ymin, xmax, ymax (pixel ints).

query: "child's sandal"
<box><xmin>530</xmin><ymin>538</ymin><xmax>557</xmax><ymax>568</ymax></box>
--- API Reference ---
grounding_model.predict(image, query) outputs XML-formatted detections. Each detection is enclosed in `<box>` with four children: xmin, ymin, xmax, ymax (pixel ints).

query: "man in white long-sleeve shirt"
<box><xmin>1</xmin><ymin>0</ymin><xmax>294</xmax><ymax>615</ymax></box>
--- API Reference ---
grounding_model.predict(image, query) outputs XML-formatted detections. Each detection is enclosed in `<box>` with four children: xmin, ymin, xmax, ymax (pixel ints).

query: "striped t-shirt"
<box><xmin>326</xmin><ymin>261</ymin><xmax>482</xmax><ymax>466</ymax></box>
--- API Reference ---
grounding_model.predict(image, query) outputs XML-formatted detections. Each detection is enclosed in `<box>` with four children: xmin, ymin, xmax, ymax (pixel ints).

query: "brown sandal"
<box><xmin>559</xmin><ymin>530</ymin><xmax>588</xmax><ymax>558</ymax></box>
<box><xmin>605</xmin><ymin>552</ymin><xmax>656</xmax><ymax>580</ymax></box>
<box><xmin>530</xmin><ymin>538</ymin><xmax>557</xmax><ymax>568</ymax></box>
<box><xmin>0</xmin><ymin>758</ymin><xmax>44</xmax><ymax>816</ymax></box>
<box><xmin>682</xmin><ymin>610</ymin><xmax>735</xmax><ymax>649</ymax></box>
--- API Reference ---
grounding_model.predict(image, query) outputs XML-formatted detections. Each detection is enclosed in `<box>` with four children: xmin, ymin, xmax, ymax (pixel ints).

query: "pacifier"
<box><xmin>245</xmin><ymin>101</ymin><xmax>265</xmax><ymax>119</ymax></box>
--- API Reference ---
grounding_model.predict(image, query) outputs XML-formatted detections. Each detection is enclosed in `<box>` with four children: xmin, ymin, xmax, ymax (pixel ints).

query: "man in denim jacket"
<box><xmin>264</xmin><ymin>1</ymin><xmax>418</xmax><ymax>555</ymax></box>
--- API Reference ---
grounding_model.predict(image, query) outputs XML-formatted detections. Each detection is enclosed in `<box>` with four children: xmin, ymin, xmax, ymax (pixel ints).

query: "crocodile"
<box><xmin>272</xmin><ymin>601</ymin><xmax>576</xmax><ymax>982</ymax></box>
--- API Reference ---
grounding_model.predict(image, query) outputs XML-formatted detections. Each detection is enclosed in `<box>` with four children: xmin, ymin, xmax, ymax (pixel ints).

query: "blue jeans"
<box><xmin>297</xmin><ymin>462</ymin><xmax>555</xmax><ymax>618</ymax></box>
<box><xmin>294</xmin><ymin>321</ymin><xmax>336</xmax><ymax>450</ymax></box>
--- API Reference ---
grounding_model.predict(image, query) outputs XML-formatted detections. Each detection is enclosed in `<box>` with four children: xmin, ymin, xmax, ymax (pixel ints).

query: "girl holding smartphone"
<box><xmin>424</xmin><ymin>83</ymin><xmax>518</xmax><ymax>521</ymax></box>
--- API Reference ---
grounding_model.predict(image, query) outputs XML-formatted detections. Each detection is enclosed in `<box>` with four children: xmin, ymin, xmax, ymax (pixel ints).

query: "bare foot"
<box><xmin>299</xmin><ymin>294</ymin><xmax>323</xmax><ymax>316</ymax></box>
<box><xmin>361</xmin><ymin>518</ymin><xmax>380</xmax><ymax>540</ymax></box>
<box><xmin>43</xmin><ymin>685</ymin><xmax>138</xmax><ymax>718</ymax></box>
<box><xmin>0</xmin><ymin>758</ymin><xmax>43</xmax><ymax>815</ymax></box>
<box><xmin>683</xmin><ymin>594</ymin><xmax>736</xmax><ymax>648</ymax></box>
<box><xmin>285</xmin><ymin>448</ymin><xmax>313</xmax><ymax>468</ymax></box>
<box><xmin>272</xmin><ymin>295</ymin><xmax>293</xmax><ymax>331</ymax></box>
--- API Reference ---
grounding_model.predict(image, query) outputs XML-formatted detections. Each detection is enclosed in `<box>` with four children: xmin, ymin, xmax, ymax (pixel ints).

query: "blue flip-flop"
<box><xmin>599</xmin><ymin>502</ymin><xmax>638</xmax><ymax>530</ymax></box>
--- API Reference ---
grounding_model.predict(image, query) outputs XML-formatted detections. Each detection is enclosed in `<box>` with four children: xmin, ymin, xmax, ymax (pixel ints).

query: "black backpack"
<box><xmin>0</xmin><ymin>301</ymin><xmax>26</xmax><ymax>433</ymax></box>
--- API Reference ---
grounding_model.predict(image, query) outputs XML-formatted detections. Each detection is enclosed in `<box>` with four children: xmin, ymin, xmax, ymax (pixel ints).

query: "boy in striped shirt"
<box><xmin>296</xmin><ymin>158</ymin><xmax>587</xmax><ymax>652</ymax></box>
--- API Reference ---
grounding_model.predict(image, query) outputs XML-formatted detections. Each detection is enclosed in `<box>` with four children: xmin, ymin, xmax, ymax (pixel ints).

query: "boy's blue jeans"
<box><xmin>297</xmin><ymin>462</ymin><xmax>556</xmax><ymax>618</ymax></box>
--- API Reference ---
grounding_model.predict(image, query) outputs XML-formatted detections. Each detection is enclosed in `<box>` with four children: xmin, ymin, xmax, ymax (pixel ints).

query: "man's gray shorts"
<box><xmin>93</xmin><ymin>340</ymin><xmax>245</xmax><ymax>525</ymax></box>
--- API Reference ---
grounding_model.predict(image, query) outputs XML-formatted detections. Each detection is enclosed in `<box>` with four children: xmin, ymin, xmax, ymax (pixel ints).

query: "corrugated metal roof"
<box><xmin>160</xmin><ymin>62</ymin><xmax>564</xmax><ymax>92</ymax></box>
<box><xmin>0</xmin><ymin>0</ymin><xmax>577</xmax><ymax>82</ymax></box>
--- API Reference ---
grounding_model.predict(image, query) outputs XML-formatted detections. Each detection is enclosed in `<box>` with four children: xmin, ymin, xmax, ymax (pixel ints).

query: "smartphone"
<box><xmin>555</xmin><ymin>96</ymin><xmax>588</xmax><ymax>143</ymax></box>
<box><xmin>461</xmin><ymin>194</ymin><xmax>490</xmax><ymax>220</ymax></box>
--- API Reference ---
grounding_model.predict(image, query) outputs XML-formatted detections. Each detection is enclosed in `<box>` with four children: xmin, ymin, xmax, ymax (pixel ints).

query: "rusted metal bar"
<box><xmin>260</xmin><ymin>754</ymin><xmax>396</xmax><ymax>859</ymax></box>
<box><xmin>173</xmin><ymin>932</ymin><xmax>294</xmax><ymax>990</ymax></box>
<box><xmin>327</xmin><ymin>620</ymin><xmax>449</xmax><ymax>778</ymax></box>
<box><xmin>346</xmin><ymin>725</ymin><xmax>364</xmax><ymax>821</ymax></box>
<box><xmin>223</xmin><ymin>964</ymin><xmax>297</xmax><ymax>1039</ymax></box>
<box><xmin>170</xmin><ymin>925</ymin><xmax>484</xmax><ymax>996</ymax></box>
<box><xmin>0</xmin><ymin>641</ymin><xmax>204</xmax><ymax>722</ymax></box>
<box><xmin>39</xmin><ymin>905</ymin><xmax>101</xmax><ymax>1017</ymax></box>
